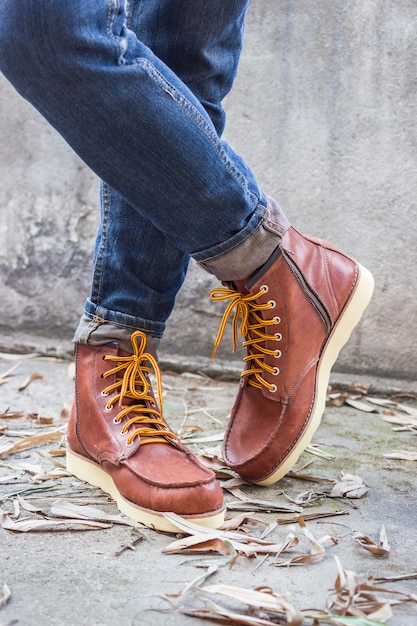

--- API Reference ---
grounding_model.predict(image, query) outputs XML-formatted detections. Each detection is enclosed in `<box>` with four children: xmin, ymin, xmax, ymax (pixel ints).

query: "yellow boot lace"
<box><xmin>101</xmin><ymin>330</ymin><xmax>177</xmax><ymax>446</ymax></box>
<box><xmin>210</xmin><ymin>285</ymin><xmax>282</xmax><ymax>393</ymax></box>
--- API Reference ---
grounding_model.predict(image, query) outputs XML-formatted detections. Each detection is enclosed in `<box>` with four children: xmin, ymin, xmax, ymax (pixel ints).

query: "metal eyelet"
<box><xmin>125</xmin><ymin>439</ymin><xmax>135</xmax><ymax>447</ymax></box>
<box><xmin>260</xmin><ymin>284</ymin><xmax>269</xmax><ymax>294</ymax></box>
<box><xmin>268</xmin><ymin>299</ymin><xmax>276</xmax><ymax>309</ymax></box>
<box><xmin>274</xmin><ymin>349</ymin><xmax>282</xmax><ymax>358</ymax></box>
<box><xmin>101</xmin><ymin>390</ymin><xmax>109</xmax><ymax>397</ymax></box>
<box><xmin>270</xmin><ymin>384</ymin><xmax>278</xmax><ymax>393</ymax></box>
<box><xmin>112</xmin><ymin>417</ymin><xmax>121</xmax><ymax>425</ymax></box>
<box><xmin>273</xmin><ymin>367</ymin><xmax>280</xmax><ymax>375</ymax></box>
<box><xmin>274</xmin><ymin>332</ymin><xmax>283</xmax><ymax>341</ymax></box>
<box><xmin>273</xmin><ymin>316</ymin><xmax>281</xmax><ymax>324</ymax></box>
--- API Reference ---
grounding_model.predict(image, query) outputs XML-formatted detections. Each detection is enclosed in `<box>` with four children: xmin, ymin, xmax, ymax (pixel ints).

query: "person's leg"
<box><xmin>75</xmin><ymin>0</ymin><xmax>252</xmax><ymax>353</ymax></box>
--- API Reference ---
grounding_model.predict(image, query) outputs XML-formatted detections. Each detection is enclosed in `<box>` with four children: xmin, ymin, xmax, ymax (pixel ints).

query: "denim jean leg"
<box><xmin>0</xmin><ymin>1</ymin><xmax>288</xmax><ymax>295</ymax></box>
<box><xmin>75</xmin><ymin>0</ymin><xmax>257</xmax><ymax>350</ymax></box>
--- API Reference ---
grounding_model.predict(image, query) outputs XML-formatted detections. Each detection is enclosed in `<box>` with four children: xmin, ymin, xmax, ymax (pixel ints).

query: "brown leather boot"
<box><xmin>67</xmin><ymin>331</ymin><xmax>225</xmax><ymax>531</ymax></box>
<box><xmin>211</xmin><ymin>227</ymin><xmax>374</xmax><ymax>485</ymax></box>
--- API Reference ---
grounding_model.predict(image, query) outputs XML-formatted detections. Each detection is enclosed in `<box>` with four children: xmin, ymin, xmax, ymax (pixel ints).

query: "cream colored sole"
<box><xmin>254</xmin><ymin>263</ymin><xmax>375</xmax><ymax>486</ymax></box>
<box><xmin>66</xmin><ymin>449</ymin><xmax>225</xmax><ymax>532</ymax></box>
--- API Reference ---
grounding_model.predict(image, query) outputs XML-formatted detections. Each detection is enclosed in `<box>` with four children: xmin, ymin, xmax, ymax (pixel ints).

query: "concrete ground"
<box><xmin>0</xmin><ymin>354</ymin><xmax>416</xmax><ymax>626</ymax></box>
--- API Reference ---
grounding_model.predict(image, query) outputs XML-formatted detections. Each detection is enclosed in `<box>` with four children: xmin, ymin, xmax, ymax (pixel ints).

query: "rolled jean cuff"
<box><xmin>193</xmin><ymin>196</ymin><xmax>290</xmax><ymax>281</ymax></box>
<box><xmin>72</xmin><ymin>303</ymin><xmax>163</xmax><ymax>356</ymax></box>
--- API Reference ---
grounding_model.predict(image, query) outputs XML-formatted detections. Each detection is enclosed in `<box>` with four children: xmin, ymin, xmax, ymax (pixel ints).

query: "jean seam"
<box><xmin>130</xmin><ymin>57</ymin><xmax>253</xmax><ymax>198</ymax></box>
<box><xmin>91</xmin><ymin>183</ymin><xmax>110</xmax><ymax>306</ymax></box>
<box><xmin>84</xmin><ymin>310</ymin><xmax>164</xmax><ymax>338</ymax></box>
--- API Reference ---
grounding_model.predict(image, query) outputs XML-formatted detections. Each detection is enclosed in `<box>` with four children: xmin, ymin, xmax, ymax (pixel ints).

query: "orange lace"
<box><xmin>101</xmin><ymin>331</ymin><xmax>177</xmax><ymax>446</ymax></box>
<box><xmin>210</xmin><ymin>285</ymin><xmax>282</xmax><ymax>392</ymax></box>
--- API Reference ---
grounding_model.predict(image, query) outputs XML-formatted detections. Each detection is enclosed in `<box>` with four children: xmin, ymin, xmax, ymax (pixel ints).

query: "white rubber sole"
<box><xmin>254</xmin><ymin>263</ymin><xmax>375</xmax><ymax>486</ymax></box>
<box><xmin>66</xmin><ymin>449</ymin><xmax>225</xmax><ymax>532</ymax></box>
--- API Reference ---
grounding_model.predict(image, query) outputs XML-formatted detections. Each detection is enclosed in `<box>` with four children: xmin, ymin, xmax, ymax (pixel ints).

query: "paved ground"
<box><xmin>0</xmin><ymin>353</ymin><xmax>416</xmax><ymax>626</ymax></box>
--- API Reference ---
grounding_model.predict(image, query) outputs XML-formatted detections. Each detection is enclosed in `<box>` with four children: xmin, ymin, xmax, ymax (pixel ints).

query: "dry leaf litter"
<box><xmin>1</xmin><ymin>356</ymin><xmax>416</xmax><ymax>624</ymax></box>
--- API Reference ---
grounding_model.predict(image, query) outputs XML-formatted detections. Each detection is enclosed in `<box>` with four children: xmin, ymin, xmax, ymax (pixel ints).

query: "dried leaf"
<box><xmin>345</xmin><ymin>398</ymin><xmax>378</xmax><ymax>413</ymax></box>
<box><xmin>0</xmin><ymin>583</ymin><xmax>11</xmax><ymax>609</ymax></box>
<box><xmin>0</xmin><ymin>511</ymin><xmax>112</xmax><ymax>532</ymax></box>
<box><xmin>383</xmin><ymin>450</ymin><xmax>417</xmax><ymax>461</ymax></box>
<box><xmin>276</xmin><ymin>509</ymin><xmax>349</xmax><ymax>525</ymax></box>
<box><xmin>200</xmin><ymin>584</ymin><xmax>304</xmax><ymax>625</ymax></box>
<box><xmin>0</xmin><ymin>429</ymin><xmax>65</xmax><ymax>459</ymax></box>
<box><xmin>372</xmin><ymin>572</ymin><xmax>417</xmax><ymax>583</ymax></box>
<box><xmin>369</xmin><ymin>397</ymin><xmax>417</xmax><ymax>417</ymax></box>
<box><xmin>182</xmin><ymin>598</ymin><xmax>279</xmax><ymax>625</ymax></box>
<box><xmin>326</xmin><ymin>556</ymin><xmax>417</xmax><ymax>622</ymax></box>
<box><xmin>223</xmin><ymin>486</ymin><xmax>303</xmax><ymax>514</ymax></box>
<box><xmin>0</xmin><ymin>410</ymin><xmax>24</xmax><ymax>419</ymax></box>
<box><xmin>355</xmin><ymin>525</ymin><xmax>390</xmax><ymax>556</ymax></box>
<box><xmin>220</xmin><ymin>513</ymin><xmax>266</xmax><ymax>532</ymax></box>
<box><xmin>49</xmin><ymin>500</ymin><xmax>139</xmax><ymax>527</ymax></box>
<box><xmin>16</xmin><ymin>495</ymin><xmax>45</xmax><ymax>514</ymax></box>
<box><xmin>287</xmin><ymin>470</ymin><xmax>334</xmax><ymax>483</ymax></box>
<box><xmin>306</xmin><ymin>444</ymin><xmax>335</xmax><ymax>459</ymax></box>
<box><xmin>274</xmin><ymin>518</ymin><xmax>336</xmax><ymax>567</ymax></box>
<box><xmin>330</xmin><ymin>473</ymin><xmax>368</xmax><ymax>499</ymax></box>
<box><xmin>380</xmin><ymin>413</ymin><xmax>417</xmax><ymax>427</ymax></box>
<box><xmin>18</xmin><ymin>372</ymin><xmax>44</xmax><ymax>392</ymax></box>
<box><xmin>162</xmin><ymin>513</ymin><xmax>303</xmax><ymax>558</ymax></box>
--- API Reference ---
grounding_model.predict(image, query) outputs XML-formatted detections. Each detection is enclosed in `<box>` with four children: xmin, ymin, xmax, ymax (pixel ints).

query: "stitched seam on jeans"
<box><xmin>92</xmin><ymin>183</ymin><xmax>111</xmax><ymax>306</ymax></box>
<box><xmin>131</xmin><ymin>58</ymin><xmax>250</xmax><ymax>195</ymax></box>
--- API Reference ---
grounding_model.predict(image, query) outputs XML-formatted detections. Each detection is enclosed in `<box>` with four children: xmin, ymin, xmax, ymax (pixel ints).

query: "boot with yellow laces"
<box><xmin>211</xmin><ymin>226</ymin><xmax>374</xmax><ymax>485</ymax></box>
<box><xmin>67</xmin><ymin>331</ymin><xmax>225</xmax><ymax>531</ymax></box>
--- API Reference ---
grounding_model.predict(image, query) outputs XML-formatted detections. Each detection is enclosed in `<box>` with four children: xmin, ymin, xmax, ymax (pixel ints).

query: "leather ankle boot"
<box><xmin>67</xmin><ymin>331</ymin><xmax>225</xmax><ymax>531</ymax></box>
<box><xmin>211</xmin><ymin>227</ymin><xmax>374</xmax><ymax>485</ymax></box>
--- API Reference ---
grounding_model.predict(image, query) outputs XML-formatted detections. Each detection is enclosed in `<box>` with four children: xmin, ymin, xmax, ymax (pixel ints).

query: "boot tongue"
<box><xmin>232</xmin><ymin>278</ymin><xmax>250</xmax><ymax>294</ymax></box>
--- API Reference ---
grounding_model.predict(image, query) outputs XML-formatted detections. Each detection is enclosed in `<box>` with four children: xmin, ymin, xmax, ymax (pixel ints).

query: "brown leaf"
<box><xmin>200</xmin><ymin>584</ymin><xmax>304</xmax><ymax>625</ymax></box>
<box><xmin>274</xmin><ymin>517</ymin><xmax>337</xmax><ymax>567</ymax></box>
<box><xmin>0</xmin><ymin>429</ymin><xmax>65</xmax><ymax>459</ymax></box>
<box><xmin>0</xmin><ymin>410</ymin><xmax>24</xmax><ymax>420</ymax></box>
<box><xmin>355</xmin><ymin>525</ymin><xmax>390</xmax><ymax>556</ymax></box>
<box><xmin>275</xmin><ymin>509</ymin><xmax>349</xmax><ymax>525</ymax></box>
<box><xmin>220</xmin><ymin>513</ymin><xmax>267</xmax><ymax>532</ymax></box>
<box><xmin>18</xmin><ymin>372</ymin><xmax>44</xmax><ymax>392</ymax></box>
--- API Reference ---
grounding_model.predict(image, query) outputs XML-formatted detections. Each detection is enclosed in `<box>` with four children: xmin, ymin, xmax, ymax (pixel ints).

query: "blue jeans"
<box><xmin>0</xmin><ymin>0</ymin><xmax>289</xmax><ymax>350</ymax></box>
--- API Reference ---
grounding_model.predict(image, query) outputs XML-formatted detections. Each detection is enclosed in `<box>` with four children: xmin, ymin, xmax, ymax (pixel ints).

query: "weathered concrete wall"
<box><xmin>0</xmin><ymin>1</ymin><xmax>416</xmax><ymax>381</ymax></box>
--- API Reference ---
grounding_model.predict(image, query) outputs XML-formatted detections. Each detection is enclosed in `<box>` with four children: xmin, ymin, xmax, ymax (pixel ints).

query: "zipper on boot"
<box><xmin>281</xmin><ymin>248</ymin><xmax>332</xmax><ymax>333</ymax></box>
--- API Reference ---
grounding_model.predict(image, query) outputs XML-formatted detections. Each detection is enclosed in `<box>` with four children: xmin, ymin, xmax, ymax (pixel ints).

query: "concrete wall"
<box><xmin>0</xmin><ymin>0</ymin><xmax>416</xmax><ymax>382</ymax></box>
